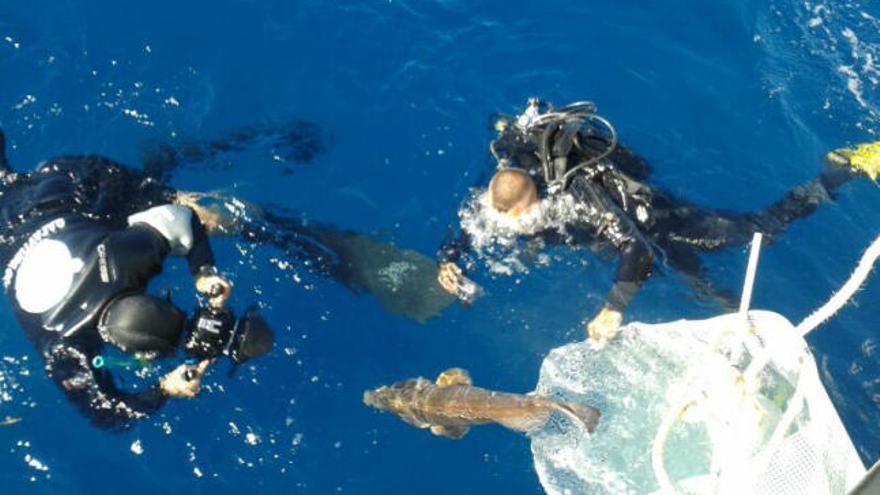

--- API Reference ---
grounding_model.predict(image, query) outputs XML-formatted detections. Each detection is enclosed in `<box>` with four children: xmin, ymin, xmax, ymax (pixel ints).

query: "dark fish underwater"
<box><xmin>363</xmin><ymin>368</ymin><xmax>600</xmax><ymax>439</ymax></box>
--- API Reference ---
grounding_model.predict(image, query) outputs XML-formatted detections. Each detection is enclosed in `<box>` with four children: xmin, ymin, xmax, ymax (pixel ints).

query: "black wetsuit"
<box><xmin>0</xmin><ymin>137</ymin><xmax>215</xmax><ymax>428</ymax></box>
<box><xmin>440</xmin><ymin>114</ymin><xmax>856</xmax><ymax>313</ymax></box>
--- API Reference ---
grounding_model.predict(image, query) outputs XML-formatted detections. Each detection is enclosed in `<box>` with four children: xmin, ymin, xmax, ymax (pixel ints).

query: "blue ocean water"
<box><xmin>0</xmin><ymin>0</ymin><xmax>878</xmax><ymax>493</ymax></box>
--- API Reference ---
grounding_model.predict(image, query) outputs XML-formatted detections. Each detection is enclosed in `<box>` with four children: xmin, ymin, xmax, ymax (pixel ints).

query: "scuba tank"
<box><xmin>492</xmin><ymin>99</ymin><xmax>654</xmax><ymax>227</ymax></box>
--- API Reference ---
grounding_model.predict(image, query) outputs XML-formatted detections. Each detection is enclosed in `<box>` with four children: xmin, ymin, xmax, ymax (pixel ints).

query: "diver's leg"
<box><xmin>655</xmin><ymin>166</ymin><xmax>858</xmax><ymax>250</ymax></box>
<box><xmin>663</xmin><ymin>140</ymin><xmax>880</xmax><ymax>249</ymax></box>
<box><xmin>740</xmin><ymin>167</ymin><xmax>855</xmax><ymax>240</ymax></box>
<box><xmin>650</xmin><ymin>166</ymin><xmax>855</xmax><ymax>310</ymax></box>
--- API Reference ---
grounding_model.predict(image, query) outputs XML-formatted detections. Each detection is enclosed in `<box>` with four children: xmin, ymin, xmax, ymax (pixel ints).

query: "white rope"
<box><xmin>739</xmin><ymin>233</ymin><xmax>763</xmax><ymax>314</ymax></box>
<box><xmin>651</xmin><ymin>397</ymin><xmax>697</xmax><ymax>493</ymax></box>
<box><xmin>649</xmin><ymin>234</ymin><xmax>880</xmax><ymax>490</ymax></box>
<box><xmin>652</xmin><ymin>234</ymin><xmax>765</xmax><ymax>491</ymax></box>
<box><xmin>797</xmin><ymin>234</ymin><xmax>880</xmax><ymax>336</ymax></box>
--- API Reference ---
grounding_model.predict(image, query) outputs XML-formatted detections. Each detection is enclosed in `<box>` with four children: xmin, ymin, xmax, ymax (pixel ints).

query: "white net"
<box><xmin>531</xmin><ymin>311</ymin><xmax>866</xmax><ymax>494</ymax></box>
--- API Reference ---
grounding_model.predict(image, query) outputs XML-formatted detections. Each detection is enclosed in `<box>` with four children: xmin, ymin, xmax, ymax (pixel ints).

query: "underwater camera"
<box><xmin>184</xmin><ymin>306</ymin><xmax>274</xmax><ymax>364</ymax></box>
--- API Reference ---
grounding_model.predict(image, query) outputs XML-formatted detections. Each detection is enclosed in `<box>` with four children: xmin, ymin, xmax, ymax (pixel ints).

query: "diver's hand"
<box><xmin>587</xmin><ymin>307</ymin><xmax>623</xmax><ymax>343</ymax></box>
<box><xmin>437</xmin><ymin>262</ymin><xmax>464</xmax><ymax>295</ymax></box>
<box><xmin>437</xmin><ymin>262</ymin><xmax>484</xmax><ymax>304</ymax></box>
<box><xmin>160</xmin><ymin>360</ymin><xmax>212</xmax><ymax>399</ymax></box>
<box><xmin>195</xmin><ymin>269</ymin><xmax>232</xmax><ymax>309</ymax></box>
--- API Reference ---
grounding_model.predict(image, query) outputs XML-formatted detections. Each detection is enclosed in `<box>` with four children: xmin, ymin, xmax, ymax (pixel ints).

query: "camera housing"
<box><xmin>184</xmin><ymin>306</ymin><xmax>273</xmax><ymax>363</ymax></box>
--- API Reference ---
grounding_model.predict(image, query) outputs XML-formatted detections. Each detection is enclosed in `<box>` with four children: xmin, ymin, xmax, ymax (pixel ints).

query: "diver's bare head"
<box><xmin>488</xmin><ymin>169</ymin><xmax>538</xmax><ymax>218</ymax></box>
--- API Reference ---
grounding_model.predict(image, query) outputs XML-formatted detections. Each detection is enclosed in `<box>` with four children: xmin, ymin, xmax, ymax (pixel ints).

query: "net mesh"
<box><xmin>530</xmin><ymin>311</ymin><xmax>865</xmax><ymax>494</ymax></box>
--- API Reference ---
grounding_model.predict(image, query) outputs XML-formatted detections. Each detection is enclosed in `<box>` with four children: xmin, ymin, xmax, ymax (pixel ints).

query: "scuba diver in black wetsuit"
<box><xmin>437</xmin><ymin>98</ymin><xmax>880</xmax><ymax>343</ymax></box>
<box><xmin>0</xmin><ymin>129</ymin><xmax>273</xmax><ymax>429</ymax></box>
<box><xmin>0</xmin><ymin>119</ymin><xmax>454</xmax><ymax>427</ymax></box>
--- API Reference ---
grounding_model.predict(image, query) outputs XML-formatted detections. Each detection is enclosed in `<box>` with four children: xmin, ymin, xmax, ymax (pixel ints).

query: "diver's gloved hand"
<box><xmin>195</xmin><ymin>267</ymin><xmax>232</xmax><ymax>309</ymax></box>
<box><xmin>587</xmin><ymin>307</ymin><xmax>623</xmax><ymax>343</ymax></box>
<box><xmin>160</xmin><ymin>359</ymin><xmax>212</xmax><ymax>398</ymax></box>
<box><xmin>437</xmin><ymin>262</ymin><xmax>483</xmax><ymax>305</ymax></box>
<box><xmin>827</xmin><ymin>141</ymin><xmax>880</xmax><ymax>180</ymax></box>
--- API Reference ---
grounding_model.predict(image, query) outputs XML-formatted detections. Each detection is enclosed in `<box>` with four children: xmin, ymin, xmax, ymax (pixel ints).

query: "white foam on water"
<box><xmin>764</xmin><ymin>0</ymin><xmax>879</xmax><ymax>130</ymax></box>
<box><xmin>457</xmin><ymin>188</ymin><xmax>593</xmax><ymax>275</ymax></box>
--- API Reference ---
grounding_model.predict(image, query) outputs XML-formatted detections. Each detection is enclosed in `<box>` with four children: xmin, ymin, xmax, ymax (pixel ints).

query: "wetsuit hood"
<box><xmin>98</xmin><ymin>293</ymin><xmax>184</xmax><ymax>355</ymax></box>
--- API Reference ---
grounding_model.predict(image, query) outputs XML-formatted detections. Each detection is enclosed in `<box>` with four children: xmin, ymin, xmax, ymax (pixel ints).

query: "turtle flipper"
<box><xmin>430</xmin><ymin>424</ymin><xmax>469</xmax><ymax>439</ymax></box>
<box><xmin>435</xmin><ymin>368</ymin><xmax>472</xmax><ymax>387</ymax></box>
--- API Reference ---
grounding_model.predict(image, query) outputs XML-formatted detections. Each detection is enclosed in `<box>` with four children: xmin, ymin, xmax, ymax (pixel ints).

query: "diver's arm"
<box><xmin>185</xmin><ymin>213</ymin><xmax>233</xmax><ymax>307</ymax></box>
<box><xmin>436</xmin><ymin>228</ymin><xmax>484</xmax><ymax>303</ymax></box>
<box><xmin>127</xmin><ymin>204</ymin><xmax>215</xmax><ymax>274</ymax></box>
<box><xmin>568</xmin><ymin>177</ymin><xmax>654</xmax><ymax>341</ymax></box>
<box><xmin>184</xmin><ymin>212</ymin><xmax>215</xmax><ymax>274</ymax></box>
<box><xmin>436</xmin><ymin>225</ymin><xmax>471</xmax><ymax>295</ymax></box>
<box><xmin>608</xmin><ymin>237</ymin><xmax>654</xmax><ymax>312</ymax></box>
<box><xmin>437</xmin><ymin>225</ymin><xmax>473</xmax><ymax>266</ymax></box>
<box><xmin>587</xmin><ymin>234</ymin><xmax>653</xmax><ymax>342</ymax></box>
<box><xmin>127</xmin><ymin>204</ymin><xmax>231</xmax><ymax>307</ymax></box>
<box><xmin>44</xmin><ymin>343</ymin><xmax>168</xmax><ymax>429</ymax></box>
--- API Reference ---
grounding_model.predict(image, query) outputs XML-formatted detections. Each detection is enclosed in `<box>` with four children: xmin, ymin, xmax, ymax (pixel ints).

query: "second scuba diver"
<box><xmin>437</xmin><ymin>98</ymin><xmax>880</xmax><ymax>343</ymax></box>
